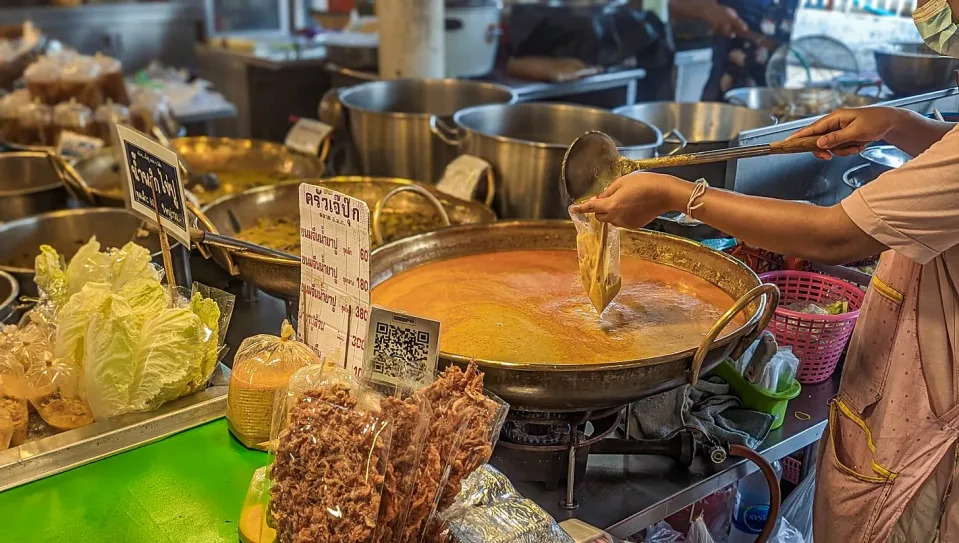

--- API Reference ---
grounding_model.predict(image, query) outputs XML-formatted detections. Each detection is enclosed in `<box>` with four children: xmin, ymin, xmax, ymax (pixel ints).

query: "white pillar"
<box><xmin>377</xmin><ymin>0</ymin><xmax>446</xmax><ymax>79</ymax></box>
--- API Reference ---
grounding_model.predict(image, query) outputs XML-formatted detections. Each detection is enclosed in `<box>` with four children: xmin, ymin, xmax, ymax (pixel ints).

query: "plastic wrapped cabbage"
<box><xmin>37</xmin><ymin>237</ymin><xmax>230</xmax><ymax>421</ymax></box>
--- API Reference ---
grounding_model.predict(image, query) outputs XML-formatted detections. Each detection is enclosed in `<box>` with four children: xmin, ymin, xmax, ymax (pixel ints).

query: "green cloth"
<box><xmin>0</xmin><ymin>419</ymin><xmax>267</xmax><ymax>543</ymax></box>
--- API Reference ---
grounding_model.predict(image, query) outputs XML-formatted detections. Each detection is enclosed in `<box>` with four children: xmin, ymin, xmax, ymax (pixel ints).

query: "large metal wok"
<box><xmin>194</xmin><ymin>177</ymin><xmax>496</xmax><ymax>300</ymax></box>
<box><xmin>68</xmin><ymin>137</ymin><xmax>330</xmax><ymax>208</ymax></box>
<box><xmin>0</xmin><ymin>208</ymin><xmax>165</xmax><ymax>298</ymax></box>
<box><xmin>371</xmin><ymin>221</ymin><xmax>778</xmax><ymax>411</ymax></box>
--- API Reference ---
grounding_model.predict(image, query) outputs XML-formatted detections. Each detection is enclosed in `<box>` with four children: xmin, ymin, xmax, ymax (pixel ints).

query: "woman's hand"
<box><xmin>787</xmin><ymin>107</ymin><xmax>909</xmax><ymax>160</ymax></box>
<box><xmin>569</xmin><ymin>173</ymin><xmax>687</xmax><ymax>230</ymax></box>
<box><xmin>704</xmin><ymin>3</ymin><xmax>749</xmax><ymax>37</ymax></box>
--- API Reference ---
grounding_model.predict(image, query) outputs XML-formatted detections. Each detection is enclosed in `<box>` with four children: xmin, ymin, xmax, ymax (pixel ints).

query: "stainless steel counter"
<box><xmin>513</xmin><ymin>376</ymin><xmax>835</xmax><ymax>539</ymax></box>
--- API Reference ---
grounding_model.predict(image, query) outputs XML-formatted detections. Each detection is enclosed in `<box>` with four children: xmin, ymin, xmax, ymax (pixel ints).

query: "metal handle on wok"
<box><xmin>188</xmin><ymin>200</ymin><xmax>241</xmax><ymax>276</ymax></box>
<box><xmin>47</xmin><ymin>152</ymin><xmax>96</xmax><ymax>204</ymax></box>
<box><xmin>372</xmin><ymin>185</ymin><xmax>452</xmax><ymax>247</ymax></box>
<box><xmin>429</xmin><ymin>115</ymin><xmax>463</xmax><ymax>146</ymax></box>
<box><xmin>662</xmin><ymin>128</ymin><xmax>688</xmax><ymax>156</ymax></box>
<box><xmin>482</xmin><ymin>166</ymin><xmax>496</xmax><ymax>208</ymax></box>
<box><xmin>687</xmin><ymin>283</ymin><xmax>780</xmax><ymax>386</ymax></box>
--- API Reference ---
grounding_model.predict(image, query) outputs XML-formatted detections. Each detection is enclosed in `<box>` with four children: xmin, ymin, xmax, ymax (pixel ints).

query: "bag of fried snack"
<box><xmin>227</xmin><ymin>320</ymin><xmax>321</xmax><ymax>450</ymax></box>
<box><xmin>401</xmin><ymin>363</ymin><xmax>509</xmax><ymax>543</ymax></box>
<box><xmin>264</xmin><ymin>365</ymin><xmax>393</xmax><ymax>543</ymax></box>
<box><xmin>570</xmin><ymin>207</ymin><xmax>622</xmax><ymax>314</ymax></box>
<box><xmin>372</xmin><ymin>386</ymin><xmax>433</xmax><ymax>543</ymax></box>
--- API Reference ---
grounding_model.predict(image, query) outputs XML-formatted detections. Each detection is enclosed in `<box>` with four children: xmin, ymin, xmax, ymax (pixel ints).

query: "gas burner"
<box><xmin>492</xmin><ymin>406</ymin><xmax>723</xmax><ymax>511</ymax></box>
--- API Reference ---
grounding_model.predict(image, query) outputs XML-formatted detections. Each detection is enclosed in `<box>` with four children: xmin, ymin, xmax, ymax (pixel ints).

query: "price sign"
<box><xmin>435</xmin><ymin>154</ymin><xmax>491</xmax><ymax>202</ymax></box>
<box><xmin>114</xmin><ymin>124</ymin><xmax>190</xmax><ymax>247</ymax></box>
<box><xmin>363</xmin><ymin>306</ymin><xmax>440</xmax><ymax>387</ymax></box>
<box><xmin>297</xmin><ymin>184</ymin><xmax>371</xmax><ymax>376</ymax></box>
<box><xmin>284</xmin><ymin>118</ymin><xmax>333</xmax><ymax>156</ymax></box>
<box><xmin>56</xmin><ymin>130</ymin><xmax>104</xmax><ymax>161</ymax></box>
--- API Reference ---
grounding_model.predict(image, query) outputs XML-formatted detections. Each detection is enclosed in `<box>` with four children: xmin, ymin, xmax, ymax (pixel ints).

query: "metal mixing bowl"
<box><xmin>875</xmin><ymin>43</ymin><xmax>959</xmax><ymax>96</ymax></box>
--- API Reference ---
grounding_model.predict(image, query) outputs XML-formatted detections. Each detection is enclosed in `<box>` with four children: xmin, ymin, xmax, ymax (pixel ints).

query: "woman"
<box><xmin>572</xmin><ymin>39</ymin><xmax>959</xmax><ymax>543</ymax></box>
<box><xmin>668</xmin><ymin>0</ymin><xmax>799</xmax><ymax>100</ymax></box>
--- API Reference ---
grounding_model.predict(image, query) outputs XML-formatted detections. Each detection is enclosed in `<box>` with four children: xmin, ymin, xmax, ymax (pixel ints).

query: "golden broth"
<box><xmin>371</xmin><ymin>249</ymin><xmax>744</xmax><ymax>365</ymax></box>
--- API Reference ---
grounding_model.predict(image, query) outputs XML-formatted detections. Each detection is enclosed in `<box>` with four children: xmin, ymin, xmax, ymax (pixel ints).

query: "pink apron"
<box><xmin>813</xmin><ymin>251</ymin><xmax>959</xmax><ymax>543</ymax></box>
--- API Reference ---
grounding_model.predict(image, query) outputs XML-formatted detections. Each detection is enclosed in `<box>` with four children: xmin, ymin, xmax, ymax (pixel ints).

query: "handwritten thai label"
<box><xmin>284</xmin><ymin>118</ymin><xmax>332</xmax><ymax>156</ymax></box>
<box><xmin>56</xmin><ymin>130</ymin><xmax>104</xmax><ymax>160</ymax></box>
<box><xmin>114</xmin><ymin>124</ymin><xmax>189</xmax><ymax>246</ymax></box>
<box><xmin>297</xmin><ymin>184</ymin><xmax>371</xmax><ymax>376</ymax></box>
<box><xmin>435</xmin><ymin>154</ymin><xmax>490</xmax><ymax>202</ymax></box>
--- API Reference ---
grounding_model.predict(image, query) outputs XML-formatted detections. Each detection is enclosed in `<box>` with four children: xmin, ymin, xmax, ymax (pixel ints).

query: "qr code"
<box><xmin>371</xmin><ymin>322</ymin><xmax>431</xmax><ymax>382</ymax></box>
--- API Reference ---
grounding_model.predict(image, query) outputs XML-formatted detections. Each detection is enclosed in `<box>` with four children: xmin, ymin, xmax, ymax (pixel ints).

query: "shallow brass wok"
<box><xmin>194</xmin><ymin>177</ymin><xmax>496</xmax><ymax>300</ymax></box>
<box><xmin>371</xmin><ymin>221</ymin><xmax>778</xmax><ymax>411</ymax></box>
<box><xmin>68</xmin><ymin>137</ymin><xmax>329</xmax><ymax>207</ymax></box>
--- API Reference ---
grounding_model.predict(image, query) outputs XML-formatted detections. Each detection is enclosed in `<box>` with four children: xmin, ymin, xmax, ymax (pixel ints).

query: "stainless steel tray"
<box><xmin>0</xmin><ymin>384</ymin><xmax>227</xmax><ymax>492</ymax></box>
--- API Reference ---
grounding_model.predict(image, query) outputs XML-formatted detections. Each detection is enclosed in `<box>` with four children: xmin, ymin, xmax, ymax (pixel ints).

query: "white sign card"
<box><xmin>435</xmin><ymin>154</ymin><xmax>491</xmax><ymax>202</ymax></box>
<box><xmin>284</xmin><ymin>118</ymin><xmax>333</xmax><ymax>156</ymax></box>
<box><xmin>297</xmin><ymin>183</ymin><xmax>371</xmax><ymax>377</ymax></box>
<box><xmin>363</xmin><ymin>306</ymin><xmax>440</xmax><ymax>387</ymax></box>
<box><xmin>114</xmin><ymin>124</ymin><xmax>190</xmax><ymax>247</ymax></box>
<box><xmin>56</xmin><ymin>130</ymin><xmax>105</xmax><ymax>161</ymax></box>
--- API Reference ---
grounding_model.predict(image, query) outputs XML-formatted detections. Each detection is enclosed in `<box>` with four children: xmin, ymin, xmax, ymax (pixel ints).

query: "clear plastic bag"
<box><xmin>239</xmin><ymin>466</ymin><xmax>276</xmax><ymax>543</ymax></box>
<box><xmin>780</xmin><ymin>464</ymin><xmax>816</xmax><ymax>542</ymax></box>
<box><xmin>227</xmin><ymin>320</ymin><xmax>321</xmax><ymax>449</ymax></box>
<box><xmin>0</xmin><ymin>360</ymin><xmax>27</xmax><ymax>447</ymax></box>
<box><xmin>685</xmin><ymin>516</ymin><xmax>716</xmax><ymax>543</ymax></box>
<box><xmin>24</xmin><ymin>356</ymin><xmax>93</xmax><ymax>432</ymax></box>
<box><xmin>416</xmin><ymin>364</ymin><xmax>509</xmax><ymax>543</ymax></box>
<box><xmin>570</xmin><ymin>208</ymin><xmax>622</xmax><ymax>314</ymax></box>
<box><xmin>645</xmin><ymin>521</ymin><xmax>684</xmax><ymax>543</ymax></box>
<box><xmin>267</xmin><ymin>365</ymin><xmax>392</xmax><ymax>543</ymax></box>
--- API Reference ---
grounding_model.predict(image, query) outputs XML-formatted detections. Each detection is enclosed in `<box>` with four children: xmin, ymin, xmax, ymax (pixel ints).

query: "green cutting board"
<box><xmin>0</xmin><ymin>419</ymin><xmax>267</xmax><ymax>543</ymax></box>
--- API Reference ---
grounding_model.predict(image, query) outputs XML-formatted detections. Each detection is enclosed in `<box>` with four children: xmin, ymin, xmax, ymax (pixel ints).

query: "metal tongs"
<box><xmin>561</xmin><ymin>130</ymin><xmax>822</xmax><ymax>203</ymax></box>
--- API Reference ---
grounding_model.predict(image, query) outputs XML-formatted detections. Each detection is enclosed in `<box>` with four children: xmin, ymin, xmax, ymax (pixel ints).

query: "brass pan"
<box><xmin>194</xmin><ymin>177</ymin><xmax>496</xmax><ymax>300</ymax></box>
<box><xmin>68</xmin><ymin>136</ymin><xmax>331</xmax><ymax>208</ymax></box>
<box><xmin>371</xmin><ymin>221</ymin><xmax>778</xmax><ymax>411</ymax></box>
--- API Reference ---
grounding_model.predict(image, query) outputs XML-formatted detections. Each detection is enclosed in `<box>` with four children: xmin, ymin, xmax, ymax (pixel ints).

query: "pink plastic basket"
<box><xmin>782</xmin><ymin>455</ymin><xmax>803</xmax><ymax>485</ymax></box>
<box><xmin>758</xmin><ymin>271</ymin><xmax>865</xmax><ymax>384</ymax></box>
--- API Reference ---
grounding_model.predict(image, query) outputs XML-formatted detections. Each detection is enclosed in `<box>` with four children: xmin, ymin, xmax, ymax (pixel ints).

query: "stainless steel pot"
<box><xmin>371</xmin><ymin>221</ymin><xmax>777</xmax><ymax>410</ymax></box>
<box><xmin>0</xmin><ymin>208</ymin><xmax>166</xmax><ymax>298</ymax></box>
<box><xmin>0</xmin><ymin>152</ymin><xmax>69</xmax><ymax>222</ymax></box>
<box><xmin>724</xmin><ymin>86</ymin><xmax>880</xmax><ymax>121</ymax></box>
<box><xmin>875</xmin><ymin>43</ymin><xmax>959</xmax><ymax>97</ymax></box>
<box><xmin>335</xmin><ymin>79</ymin><xmax>516</xmax><ymax>182</ymax></box>
<box><xmin>434</xmin><ymin>102</ymin><xmax>662</xmax><ymax>219</ymax></box>
<box><xmin>613</xmin><ymin>102</ymin><xmax>777</xmax><ymax>187</ymax></box>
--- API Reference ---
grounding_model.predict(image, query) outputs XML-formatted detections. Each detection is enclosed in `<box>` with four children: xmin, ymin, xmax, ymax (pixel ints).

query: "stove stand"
<box><xmin>491</xmin><ymin>406</ymin><xmax>729</xmax><ymax>511</ymax></box>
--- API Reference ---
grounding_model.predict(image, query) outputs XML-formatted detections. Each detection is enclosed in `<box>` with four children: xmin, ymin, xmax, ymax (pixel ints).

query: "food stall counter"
<box><xmin>0</xmin><ymin>419</ymin><xmax>264</xmax><ymax>543</ymax></box>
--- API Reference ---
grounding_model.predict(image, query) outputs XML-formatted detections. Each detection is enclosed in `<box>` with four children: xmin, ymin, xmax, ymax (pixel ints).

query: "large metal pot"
<box><xmin>194</xmin><ymin>177</ymin><xmax>496</xmax><ymax>301</ymax></box>
<box><xmin>434</xmin><ymin>102</ymin><xmax>662</xmax><ymax>219</ymax></box>
<box><xmin>613</xmin><ymin>102</ymin><xmax>777</xmax><ymax>188</ymax></box>
<box><xmin>69</xmin><ymin>137</ymin><xmax>330</xmax><ymax>208</ymax></box>
<box><xmin>371</xmin><ymin>221</ymin><xmax>777</xmax><ymax>410</ymax></box>
<box><xmin>724</xmin><ymin>86</ymin><xmax>880</xmax><ymax>121</ymax></box>
<box><xmin>0</xmin><ymin>152</ymin><xmax>69</xmax><ymax>222</ymax></box>
<box><xmin>0</xmin><ymin>208</ymin><xmax>166</xmax><ymax>298</ymax></box>
<box><xmin>875</xmin><ymin>43</ymin><xmax>959</xmax><ymax>97</ymax></box>
<box><xmin>336</xmin><ymin>79</ymin><xmax>516</xmax><ymax>183</ymax></box>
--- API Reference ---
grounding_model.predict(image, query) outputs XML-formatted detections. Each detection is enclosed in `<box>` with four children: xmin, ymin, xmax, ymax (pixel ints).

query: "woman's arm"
<box><xmin>668</xmin><ymin>0</ymin><xmax>748</xmax><ymax>36</ymax></box>
<box><xmin>571</xmin><ymin>173</ymin><xmax>886</xmax><ymax>265</ymax></box>
<box><xmin>789</xmin><ymin>107</ymin><xmax>955</xmax><ymax>158</ymax></box>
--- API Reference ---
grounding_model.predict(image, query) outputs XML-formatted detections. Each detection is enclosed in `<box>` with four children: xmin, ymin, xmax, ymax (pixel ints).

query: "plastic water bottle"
<box><xmin>729</xmin><ymin>461</ymin><xmax>782</xmax><ymax>543</ymax></box>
